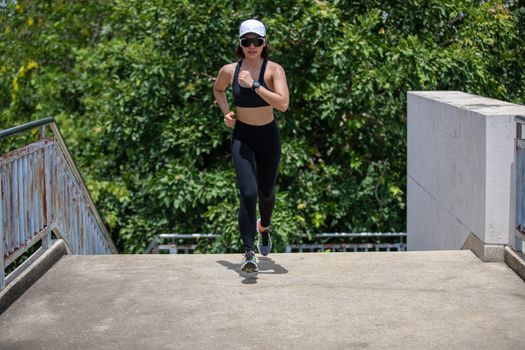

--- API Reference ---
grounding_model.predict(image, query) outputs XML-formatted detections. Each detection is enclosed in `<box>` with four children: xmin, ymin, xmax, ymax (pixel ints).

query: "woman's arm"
<box><xmin>238</xmin><ymin>63</ymin><xmax>289</xmax><ymax>112</ymax></box>
<box><xmin>213</xmin><ymin>65</ymin><xmax>236</xmax><ymax>128</ymax></box>
<box><xmin>213</xmin><ymin>65</ymin><xmax>232</xmax><ymax>115</ymax></box>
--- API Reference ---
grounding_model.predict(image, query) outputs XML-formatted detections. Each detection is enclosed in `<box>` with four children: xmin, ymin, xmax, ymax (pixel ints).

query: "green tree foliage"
<box><xmin>1</xmin><ymin>0</ymin><xmax>524</xmax><ymax>252</ymax></box>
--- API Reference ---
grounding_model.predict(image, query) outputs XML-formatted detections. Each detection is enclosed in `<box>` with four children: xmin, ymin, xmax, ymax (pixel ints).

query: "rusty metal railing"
<box><xmin>1</xmin><ymin>117</ymin><xmax>117</xmax><ymax>290</ymax></box>
<box><xmin>514</xmin><ymin>115</ymin><xmax>525</xmax><ymax>253</ymax></box>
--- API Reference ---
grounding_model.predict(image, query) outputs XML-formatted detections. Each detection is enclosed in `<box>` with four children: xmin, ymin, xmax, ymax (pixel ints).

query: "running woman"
<box><xmin>213</xmin><ymin>19</ymin><xmax>289</xmax><ymax>272</ymax></box>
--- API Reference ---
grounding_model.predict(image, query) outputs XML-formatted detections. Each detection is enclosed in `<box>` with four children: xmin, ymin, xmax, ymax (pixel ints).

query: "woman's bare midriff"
<box><xmin>236</xmin><ymin>106</ymin><xmax>274</xmax><ymax>125</ymax></box>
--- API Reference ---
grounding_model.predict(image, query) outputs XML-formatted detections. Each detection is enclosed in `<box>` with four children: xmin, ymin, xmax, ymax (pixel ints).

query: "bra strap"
<box><xmin>258</xmin><ymin>58</ymin><xmax>268</xmax><ymax>82</ymax></box>
<box><xmin>233</xmin><ymin>60</ymin><xmax>242</xmax><ymax>88</ymax></box>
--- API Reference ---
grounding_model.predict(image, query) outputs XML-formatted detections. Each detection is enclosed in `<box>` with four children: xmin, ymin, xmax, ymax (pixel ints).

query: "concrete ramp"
<box><xmin>0</xmin><ymin>251</ymin><xmax>523</xmax><ymax>349</ymax></box>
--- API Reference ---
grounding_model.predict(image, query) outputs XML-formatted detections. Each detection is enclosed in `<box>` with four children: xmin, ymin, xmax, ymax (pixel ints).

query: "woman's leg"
<box><xmin>232</xmin><ymin>138</ymin><xmax>258</xmax><ymax>252</ymax></box>
<box><xmin>255</xmin><ymin>125</ymin><xmax>281</xmax><ymax>228</ymax></box>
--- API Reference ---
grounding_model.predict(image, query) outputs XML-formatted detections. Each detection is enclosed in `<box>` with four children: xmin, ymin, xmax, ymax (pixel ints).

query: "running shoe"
<box><xmin>257</xmin><ymin>219</ymin><xmax>272</xmax><ymax>256</ymax></box>
<box><xmin>241</xmin><ymin>250</ymin><xmax>258</xmax><ymax>273</ymax></box>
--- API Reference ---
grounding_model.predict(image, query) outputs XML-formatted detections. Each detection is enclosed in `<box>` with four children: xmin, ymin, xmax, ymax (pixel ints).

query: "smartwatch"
<box><xmin>251</xmin><ymin>81</ymin><xmax>261</xmax><ymax>91</ymax></box>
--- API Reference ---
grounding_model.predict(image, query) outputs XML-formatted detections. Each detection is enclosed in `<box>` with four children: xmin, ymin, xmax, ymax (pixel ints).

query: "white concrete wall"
<box><xmin>407</xmin><ymin>91</ymin><xmax>525</xmax><ymax>251</ymax></box>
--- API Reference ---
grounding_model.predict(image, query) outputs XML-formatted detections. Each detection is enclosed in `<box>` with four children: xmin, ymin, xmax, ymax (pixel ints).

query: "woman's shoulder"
<box><xmin>267</xmin><ymin>60</ymin><xmax>285</xmax><ymax>73</ymax></box>
<box><xmin>220</xmin><ymin>62</ymin><xmax>238</xmax><ymax>74</ymax></box>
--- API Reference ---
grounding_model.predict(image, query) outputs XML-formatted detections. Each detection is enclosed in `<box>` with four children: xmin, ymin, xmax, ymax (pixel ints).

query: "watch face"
<box><xmin>252</xmin><ymin>81</ymin><xmax>260</xmax><ymax>89</ymax></box>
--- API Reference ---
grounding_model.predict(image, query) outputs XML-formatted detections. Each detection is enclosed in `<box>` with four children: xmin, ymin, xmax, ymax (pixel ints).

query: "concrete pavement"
<box><xmin>0</xmin><ymin>250</ymin><xmax>524</xmax><ymax>349</ymax></box>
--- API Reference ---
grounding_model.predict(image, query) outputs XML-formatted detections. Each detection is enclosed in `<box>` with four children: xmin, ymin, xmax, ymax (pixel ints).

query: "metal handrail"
<box><xmin>1</xmin><ymin>117</ymin><xmax>117</xmax><ymax>290</ymax></box>
<box><xmin>514</xmin><ymin>115</ymin><xmax>525</xmax><ymax>253</ymax></box>
<box><xmin>0</xmin><ymin>116</ymin><xmax>55</xmax><ymax>140</ymax></box>
<box><xmin>515</xmin><ymin>115</ymin><xmax>525</xmax><ymax>126</ymax></box>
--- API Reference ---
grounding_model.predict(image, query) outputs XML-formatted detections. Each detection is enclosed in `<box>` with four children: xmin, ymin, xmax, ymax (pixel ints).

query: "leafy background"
<box><xmin>1</xmin><ymin>0</ymin><xmax>524</xmax><ymax>253</ymax></box>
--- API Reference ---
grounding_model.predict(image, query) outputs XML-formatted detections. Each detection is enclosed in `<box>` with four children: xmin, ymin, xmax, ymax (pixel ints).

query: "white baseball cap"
<box><xmin>239</xmin><ymin>19</ymin><xmax>266</xmax><ymax>37</ymax></box>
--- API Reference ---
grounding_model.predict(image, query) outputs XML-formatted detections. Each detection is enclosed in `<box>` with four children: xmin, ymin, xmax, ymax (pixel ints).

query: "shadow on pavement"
<box><xmin>216</xmin><ymin>256</ymin><xmax>288</xmax><ymax>284</ymax></box>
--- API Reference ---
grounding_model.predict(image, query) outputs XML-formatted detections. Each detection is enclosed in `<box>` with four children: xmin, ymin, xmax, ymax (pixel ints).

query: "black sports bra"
<box><xmin>232</xmin><ymin>59</ymin><xmax>271</xmax><ymax>108</ymax></box>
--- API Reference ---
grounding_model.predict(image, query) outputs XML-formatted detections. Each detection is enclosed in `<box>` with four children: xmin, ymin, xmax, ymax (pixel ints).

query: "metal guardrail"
<box><xmin>146</xmin><ymin>232</ymin><xmax>407</xmax><ymax>254</ymax></box>
<box><xmin>1</xmin><ymin>117</ymin><xmax>117</xmax><ymax>291</ymax></box>
<box><xmin>145</xmin><ymin>234</ymin><xmax>220</xmax><ymax>254</ymax></box>
<box><xmin>287</xmin><ymin>232</ymin><xmax>406</xmax><ymax>252</ymax></box>
<box><xmin>514</xmin><ymin>115</ymin><xmax>525</xmax><ymax>253</ymax></box>
<box><xmin>285</xmin><ymin>242</ymin><xmax>406</xmax><ymax>253</ymax></box>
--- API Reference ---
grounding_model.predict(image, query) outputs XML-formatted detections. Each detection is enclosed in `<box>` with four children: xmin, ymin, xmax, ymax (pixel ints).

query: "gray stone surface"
<box><xmin>504</xmin><ymin>246</ymin><xmax>525</xmax><ymax>280</ymax></box>
<box><xmin>461</xmin><ymin>232</ymin><xmax>505</xmax><ymax>262</ymax></box>
<box><xmin>0</xmin><ymin>250</ymin><xmax>524</xmax><ymax>350</ymax></box>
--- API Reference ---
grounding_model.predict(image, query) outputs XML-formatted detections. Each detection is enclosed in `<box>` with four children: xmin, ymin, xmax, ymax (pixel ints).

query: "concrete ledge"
<box><xmin>504</xmin><ymin>246</ymin><xmax>525</xmax><ymax>280</ymax></box>
<box><xmin>461</xmin><ymin>232</ymin><xmax>505</xmax><ymax>262</ymax></box>
<box><xmin>0</xmin><ymin>239</ymin><xmax>68</xmax><ymax>315</ymax></box>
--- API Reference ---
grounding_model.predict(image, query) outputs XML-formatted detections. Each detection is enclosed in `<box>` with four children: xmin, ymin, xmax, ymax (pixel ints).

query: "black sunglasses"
<box><xmin>240</xmin><ymin>37</ymin><xmax>265</xmax><ymax>47</ymax></box>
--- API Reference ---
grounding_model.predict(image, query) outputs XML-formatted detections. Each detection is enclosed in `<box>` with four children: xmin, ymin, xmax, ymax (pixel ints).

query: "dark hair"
<box><xmin>235</xmin><ymin>38</ymin><xmax>271</xmax><ymax>59</ymax></box>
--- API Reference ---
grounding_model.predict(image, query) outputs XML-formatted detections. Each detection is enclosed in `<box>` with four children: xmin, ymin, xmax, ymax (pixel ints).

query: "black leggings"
<box><xmin>232</xmin><ymin>119</ymin><xmax>281</xmax><ymax>252</ymax></box>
